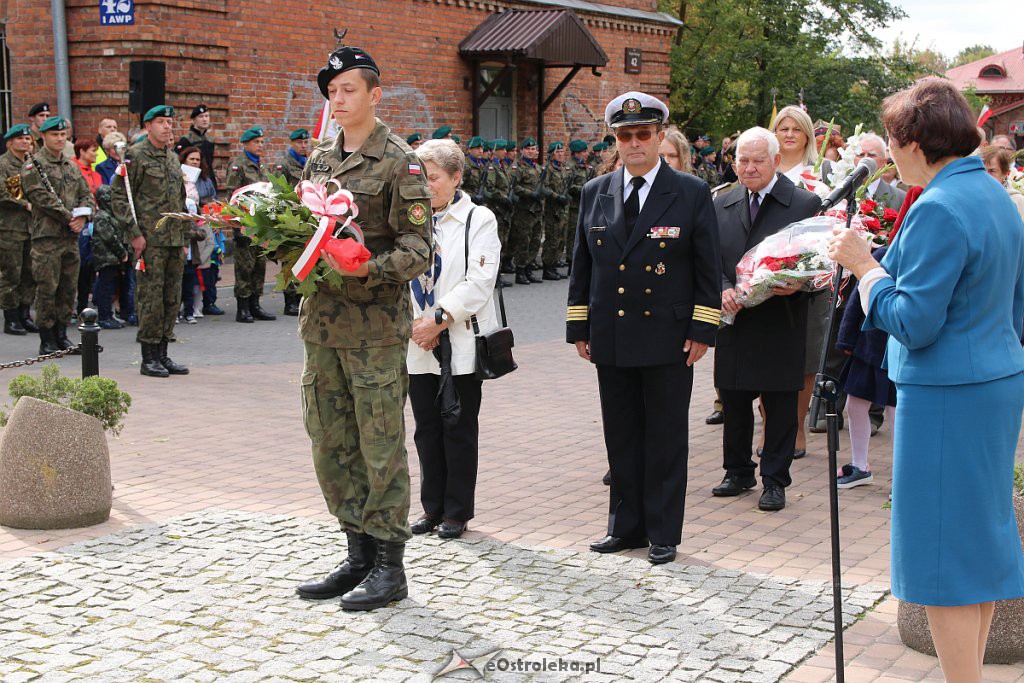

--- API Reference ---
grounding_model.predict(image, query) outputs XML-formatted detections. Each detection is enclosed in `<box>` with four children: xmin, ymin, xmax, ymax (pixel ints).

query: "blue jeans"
<box><xmin>92</xmin><ymin>265</ymin><xmax>120</xmax><ymax>321</ymax></box>
<box><xmin>181</xmin><ymin>263</ymin><xmax>198</xmax><ymax>314</ymax></box>
<box><xmin>199</xmin><ymin>265</ymin><xmax>219</xmax><ymax>307</ymax></box>
<box><xmin>118</xmin><ymin>262</ymin><xmax>135</xmax><ymax>317</ymax></box>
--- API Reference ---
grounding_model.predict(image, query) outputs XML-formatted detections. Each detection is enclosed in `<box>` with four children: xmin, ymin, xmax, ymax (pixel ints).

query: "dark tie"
<box><xmin>625</xmin><ymin>176</ymin><xmax>646</xmax><ymax>236</ymax></box>
<box><xmin>749</xmin><ymin>193</ymin><xmax>761</xmax><ymax>224</ymax></box>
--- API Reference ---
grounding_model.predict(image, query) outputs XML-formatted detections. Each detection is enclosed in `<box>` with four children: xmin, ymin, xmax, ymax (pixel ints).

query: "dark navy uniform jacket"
<box><xmin>566</xmin><ymin>162</ymin><xmax>722</xmax><ymax>367</ymax></box>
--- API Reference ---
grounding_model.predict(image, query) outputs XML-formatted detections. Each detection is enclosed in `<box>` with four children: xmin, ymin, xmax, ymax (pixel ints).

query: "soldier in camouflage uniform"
<box><xmin>460</xmin><ymin>136</ymin><xmax>488</xmax><ymax>204</ymax></box>
<box><xmin>696</xmin><ymin>147</ymin><xmax>721</xmax><ymax>186</ymax></box>
<box><xmin>111</xmin><ymin>105</ymin><xmax>190</xmax><ymax>377</ymax></box>
<box><xmin>27</xmin><ymin>103</ymin><xmax>50</xmax><ymax>153</ymax></box>
<box><xmin>484</xmin><ymin>139</ymin><xmax>513</xmax><ymax>287</ymax></box>
<box><xmin>540</xmin><ymin>141</ymin><xmax>570</xmax><ymax>281</ymax></box>
<box><xmin>509</xmin><ymin>137</ymin><xmax>543</xmax><ymax>284</ymax></box>
<box><xmin>20</xmin><ymin>116</ymin><xmax>95</xmax><ymax>354</ymax></box>
<box><xmin>0</xmin><ymin>125</ymin><xmax>38</xmax><ymax>335</ymax></box>
<box><xmin>565</xmin><ymin>139</ymin><xmax>592</xmax><ymax>273</ymax></box>
<box><xmin>294</xmin><ymin>46</ymin><xmax>432</xmax><ymax>612</ymax></box>
<box><xmin>224</xmin><ymin>126</ymin><xmax>276</xmax><ymax>323</ymax></box>
<box><xmin>174</xmin><ymin>104</ymin><xmax>216</xmax><ymax>191</ymax></box>
<box><xmin>274</xmin><ymin>128</ymin><xmax>311</xmax><ymax>316</ymax></box>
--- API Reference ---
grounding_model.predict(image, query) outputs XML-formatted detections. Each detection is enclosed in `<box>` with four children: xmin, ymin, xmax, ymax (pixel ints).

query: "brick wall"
<box><xmin>5</xmin><ymin>0</ymin><xmax>673</xmax><ymax>169</ymax></box>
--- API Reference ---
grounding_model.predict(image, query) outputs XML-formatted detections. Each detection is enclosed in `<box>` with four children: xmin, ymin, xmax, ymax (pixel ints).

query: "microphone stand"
<box><xmin>809</xmin><ymin>195</ymin><xmax>858</xmax><ymax>683</ymax></box>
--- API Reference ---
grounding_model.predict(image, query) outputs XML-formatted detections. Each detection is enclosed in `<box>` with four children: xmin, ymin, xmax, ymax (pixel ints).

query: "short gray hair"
<box><xmin>415</xmin><ymin>139</ymin><xmax>464</xmax><ymax>177</ymax></box>
<box><xmin>736</xmin><ymin>127</ymin><xmax>780</xmax><ymax>158</ymax></box>
<box><xmin>859</xmin><ymin>132</ymin><xmax>887</xmax><ymax>154</ymax></box>
<box><xmin>102</xmin><ymin>131</ymin><xmax>127</xmax><ymax>150</ymax></box>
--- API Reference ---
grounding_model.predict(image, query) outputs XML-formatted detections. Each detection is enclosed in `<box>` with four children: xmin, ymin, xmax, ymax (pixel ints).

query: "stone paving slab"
<box><xmin>0</xmin><ymin>509</ymin><xmax>887</xmax><ymax>682</ymax></box>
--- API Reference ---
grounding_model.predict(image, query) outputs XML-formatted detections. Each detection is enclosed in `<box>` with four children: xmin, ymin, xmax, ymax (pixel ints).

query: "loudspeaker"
<box><xmin>128</xmin><ymin>60</ymin><xmax>166</xmax><ymax>120</ymax></box>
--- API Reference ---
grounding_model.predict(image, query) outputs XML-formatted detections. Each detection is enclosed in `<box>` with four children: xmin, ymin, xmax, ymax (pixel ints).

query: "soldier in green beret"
<box><xmin>431</xmin><ymin>125</ymin><xmax>452</xmax><ymax>140</ymax></box>
<box><xmin>110</xmin><ymin>105</ymin><xmax>190</xmax><ymax>376</ymax></box>
<box><xmin>21</xmin><ymin>116</ymin><xmax>95</xmax><ymax>353</ymax></box>
<box><xmin>565</xmin><ymin>139</ymin><xmax>592</xmax><ymax>271</ymax></box>
<box><xmin>696</xmin><ymin>146</ymin><xmax>721</xmax><ymax>186</ymax></box>
<box><xmin>224</xmin><ymin>126</ymin><xmax>276</xmax><ymax>323</ymax></box>
<box><xmin>294</xmin><ymin>45</ymin><xmax>432</xmax><ymax>612</ymax></box>
<box><xmin>406</xmin><ymin>133</ymin><xmax>422</xmax><ymax>149</ymax></box>
<box><xmin>483</xmin><ymin>139</ymin><xmax>513</xmax><ymax>286</ymax></box>
<box><xmin>0</xmin><ymin>125</ymin><xmax>39</xmax><ymax>335</ymax></box>
<box><xmin>460</xmin><ymin>136</ymin><xmax>488</xmax><ymax>205</ymax></box>
<box><xmin>273</xmin><ymin>128</ymin><xmax>312</xmax><ymax>316</ymax></box>
<box><xmin>509</xmin><ymin>137</ymin><xmax>544</xmax><ymax>284</ymax></box>
<box><xmin>540</xmin><ymin>141</ymin><xmax>570</xmax><ymax>280</ymax></box>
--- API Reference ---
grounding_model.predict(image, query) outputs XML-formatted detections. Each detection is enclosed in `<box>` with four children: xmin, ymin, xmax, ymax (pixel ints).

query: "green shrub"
<box><xmin>1015</xmin><ymin>464</ymin><xmax>1023</xmax><ymax>497</ymax></box>
<box><xmin>0</xmin><ymin>364</ymin><xmax>131</xmax><ymax>436</ymax></box>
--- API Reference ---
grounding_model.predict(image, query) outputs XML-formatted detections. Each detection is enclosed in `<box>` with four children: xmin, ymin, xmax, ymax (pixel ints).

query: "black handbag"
<box><xmin>464</xmin><ymin>208</ymin><xmax>518</xmax><ymax>380</ymax></box>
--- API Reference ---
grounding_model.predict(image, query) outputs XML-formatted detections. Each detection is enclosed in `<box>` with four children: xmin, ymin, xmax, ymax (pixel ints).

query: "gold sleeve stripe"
<box><xmin>567</xmin><ymin>306</ymin><xmax>588</xmax><ymax>312</ymax></box>
<box><xmin>567</xmin><ymin>315</ymin><xmax>589</xmax><ymax>322</ymax></box>
<box><xmin>693</xmin><ymin>311</ymin><xmax>720</xmax><ymax>324</ymax></box>
<box><xmin>693</xmin><ymin>305</ymin><xmax>721</xmax><ymax>316</ymax></box>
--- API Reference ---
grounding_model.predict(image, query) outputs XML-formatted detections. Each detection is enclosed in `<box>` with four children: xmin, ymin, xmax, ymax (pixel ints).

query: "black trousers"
<box><xmin>720</xmin><ymin>388</ymin><xmax>797</xmax><ymax>488</ymax></box>
<box><xmin>408</xmin><ymin>372</ymin><xmax>483</xmax><ymax>523</ymax></box>
<box><xmin>596</xmin><ymin>361</ymin><xmax>692</xmax><ymax>546</ymax></box>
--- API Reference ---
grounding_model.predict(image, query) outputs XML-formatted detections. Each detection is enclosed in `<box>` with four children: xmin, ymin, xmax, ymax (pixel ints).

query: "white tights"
<box><xmin>847</xmin><ymin>395</ymin><xmax>895</xmax><ymax>471</ymax></box>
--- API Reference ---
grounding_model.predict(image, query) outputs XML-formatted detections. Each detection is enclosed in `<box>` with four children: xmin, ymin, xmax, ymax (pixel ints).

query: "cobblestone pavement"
<box><xmin>0</xmin><ymin>510</ymin><xmax>886</xmax><ymax>683</ymax></box>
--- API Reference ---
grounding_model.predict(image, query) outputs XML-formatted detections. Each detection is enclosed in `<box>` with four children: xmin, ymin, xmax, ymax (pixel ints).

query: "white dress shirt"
<box><xmin>747</xmin><ymin>171</ymin><xmax>780</xmax><ymax>206</ymax></box>
<box><xmin>622</xmin><ymin>159</ymin><xmax>662</xmax><ymax>212</ymax></box>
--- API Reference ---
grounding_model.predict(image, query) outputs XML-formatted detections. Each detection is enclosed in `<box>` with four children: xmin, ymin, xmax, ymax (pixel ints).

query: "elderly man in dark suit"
<box><xmin>566</xmin><ymin>91</ymin><xmax>722</xmax><ymax>564</ymax></box>
<box><xmin>712</xmin><ymin>127</ymin><xmax>822</xmax><ymax>511</ymax></box>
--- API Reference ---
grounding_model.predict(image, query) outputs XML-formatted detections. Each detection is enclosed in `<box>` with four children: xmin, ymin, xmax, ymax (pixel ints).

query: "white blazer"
<box><xmin>407</xmin><ymin>192</ymin><xmax>502</xmax><ymax>376</ymax></box>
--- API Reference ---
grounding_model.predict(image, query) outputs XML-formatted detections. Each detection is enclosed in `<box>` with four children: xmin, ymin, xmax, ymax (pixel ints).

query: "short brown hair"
<box><xmin>981</xmin><ymin>146</ymin><xmax>1011</xmax><ymax>175</ymax></box>
<box><xmin>881</xmin><ymin>79</ymin><xmax>981</xmax><ymax>165</ymax></box>
<box><xmin>73</xmin><ymin>138</ymin><xmax>98</xmax><ymax>158</ymax></box>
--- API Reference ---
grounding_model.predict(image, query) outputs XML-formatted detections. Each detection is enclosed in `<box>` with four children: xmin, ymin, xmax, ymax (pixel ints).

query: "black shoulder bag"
<box><xmin>464</xmin><ymin>208</ymin><xmax>518</xmax><ymax>380</ymax></box>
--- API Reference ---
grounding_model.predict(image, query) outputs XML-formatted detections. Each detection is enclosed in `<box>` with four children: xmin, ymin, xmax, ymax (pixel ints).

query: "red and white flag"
<box><xmin>314</xmin><ymin>101</ymin><xmax>340</xmax><ymax>141</ymax></box>
<box><xmin>977</xmin><ymin>104</ymin><xmax>992</xmax><ymax>127</ymax></box>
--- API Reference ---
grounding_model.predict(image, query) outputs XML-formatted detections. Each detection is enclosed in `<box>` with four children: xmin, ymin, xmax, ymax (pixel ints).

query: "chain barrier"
<box><xmin>0</xmin><ymin>344</ymin><xmax>104</xmax><ymax>372</ymax></box>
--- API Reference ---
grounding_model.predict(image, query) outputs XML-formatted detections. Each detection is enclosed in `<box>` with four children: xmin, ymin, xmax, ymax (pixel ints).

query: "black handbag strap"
<box><xmin>463</xmin><ymin>207</ymin><xmax>508</xmax><ymax>336</ymax></box>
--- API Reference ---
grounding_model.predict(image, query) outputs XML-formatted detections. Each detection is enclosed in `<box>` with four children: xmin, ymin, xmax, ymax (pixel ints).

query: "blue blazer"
<box><xmin>865</xmin><ymin>156</ymin><xmax>1024</xmax><ymax>385</ymax></box>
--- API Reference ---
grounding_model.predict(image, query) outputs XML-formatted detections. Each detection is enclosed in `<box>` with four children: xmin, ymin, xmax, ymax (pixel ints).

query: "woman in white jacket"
<box><xmin>407</xmin><ymin>139</ymin><xmax>501</xmax><ymax>540</ymax></box>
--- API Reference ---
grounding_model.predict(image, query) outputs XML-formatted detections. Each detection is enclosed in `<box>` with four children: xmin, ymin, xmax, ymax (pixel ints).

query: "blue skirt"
<box><xmin>891</xmin><ymin>372</ymin><xmax>1024</xmax><ymax>605</ymax></box>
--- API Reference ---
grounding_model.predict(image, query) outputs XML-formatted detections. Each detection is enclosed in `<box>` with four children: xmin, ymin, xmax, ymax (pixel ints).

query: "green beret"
<box><xmin>143</xmin><ymin>105</ymin><xmax>174</xmax><ymax>123</ymax></box>
<box><xmin>548</xmin><ymin>141</ymin><xmax>564</xmax><ymax>153</ymax></box>
<box><xmin>240</xmin><ymin>126</ymin><xmax>264</xmax><ymax>143</ymax></box>
<box><xmin>482</xmin><ymin>140</ymin><xmax>492</xmax><ymax>152</ymax></box>
<box><xmin>4</xmin><ymin>124</ymin><xmax>33</xmax><ymax>141</ymax></box>
<box><xmin>592</xmin><ymin>142</ymin><xmax>607</xmax><ymax>152</ymax></box>
<box><xmin>406</xmin><ymin>133</ymin><xmax>422</xmax><ymax>145</ymax></box>
<box><xmin>451</xmin><ymin>135</ymin><xmax>461</xmax><ymax>144</ymax></box>
<box><xmin>699</xmin><ymin>147</ymin><xmax>717</xmax><ymax>157</ymax></box>
<box><xmin>520</xmin><ymin>137</ymin><xmax>537</xmax><ymax>149</ymax></box>
<box><xmin>467</xmin><ymin>136</ymin><xmax>485</xmax><ymax>149</ymax></box>
<box><xmin>569</xmin><ymin>139</ymin><xmax>588</xmax><ymax>153</ymax></box>
<box><xmin>432</xmin><ymin>125</ymin><xmax>452</xmax><ymax>139</ymax></box>
<box><xmin>507</xmin><ymin>140</ymin><xmax>517</xmax><ymax>151</ymax></box>
<box><xmin>289</xmin><ymin>128</ymin><xmax>310</xmax><ymax>141</ymax></box>
<box><xmin>491</xmin><ymin>138</ymin><xmax>506</xmax><ymax>149</ymax></box>
<box><xmin>39</xmin><ymin>116</ymin><xmax>69</xmax><ymax>133</ymax></box>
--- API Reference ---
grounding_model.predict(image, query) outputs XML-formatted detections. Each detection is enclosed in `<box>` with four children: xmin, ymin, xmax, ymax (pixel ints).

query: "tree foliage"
<box><xmin>951</xmin><ymin>44</ymin><xmax>997</xmax><ymax>68</ymax></box>
<box><xmin>659</xmin><ymin>0</ymin><xmax>914</xmax><ymax>139</ymax></box>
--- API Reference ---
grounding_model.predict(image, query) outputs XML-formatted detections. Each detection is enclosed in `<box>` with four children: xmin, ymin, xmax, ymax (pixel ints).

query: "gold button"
<box><xmin>659</xmin><ymin>241</ymin><xmax>666</xmax><ymax>248</ymax></box>
<box><xmin>596</xmin><ymin>239</ymin><xmax>603</xmax><ymax>246</ymax></box>
<box><xmin>645</xmin><ymin>265</ymin><xmax>652</xmax><ymax>272</ymax></box>
<box><xmin>617</xmin><ymin>287</ymin><xmax>625</xmax><ymax>294</ymax></box>
<box><xmin>618</xmin><ymin>310</ymin><xmax>625</xmax><ymax>317</ymax></box>
<box><xmin>644</xmin><ymin>310</ymin><xmax>651</xmax><ymax>316</ymax></box>
<box><xmin>645</xmin><ymin>288</ymin><xmax>652</xmax><ymax>294</ymax></box>
<box><xmin>619</xmin><ymin>264</ymin><xmax>626</xmax><ymax>271</ymax></box>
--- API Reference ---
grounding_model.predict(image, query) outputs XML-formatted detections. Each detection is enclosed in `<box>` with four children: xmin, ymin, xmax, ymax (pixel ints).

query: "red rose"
<box><xmin>859</xmin><ymin>199</ymin><xmax>879</xmax><ymax>214</ymax></box>
<box><xmin>863</xmin><ymin>217</ymin><xmax>882</xmax><ymax>232</ymax></box>
<box><xmin>882</xmin><ymin>207</ymin><xmax>899</xmax><ymax>222</ymax></box>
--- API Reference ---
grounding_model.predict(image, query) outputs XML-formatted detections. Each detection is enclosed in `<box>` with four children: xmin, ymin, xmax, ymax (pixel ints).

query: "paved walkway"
<box><xmin>1</xmin><ymin>277</ymin><xmax>1022</xmax><ymax>681</ymax></box>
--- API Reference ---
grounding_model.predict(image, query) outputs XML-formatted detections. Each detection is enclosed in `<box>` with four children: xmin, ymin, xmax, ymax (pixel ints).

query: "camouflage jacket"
<box><xmin>21</xmin><ymin>147</ymin><xmax>95</xmax><ymax>240</ymax></box>
<box><xmin>461</xmin><ymin>156</ymin><xmax>489</xmax><ymax>203</ymax></box>
<box><xmin>224</xmin><ymin>152</ymin><xmax>266</xmax><ymax>197</ymax></box>
<box><xmin>298</xmin><ymin>118</ymin><xmax>432</xmax><ymax>349</ymax></box>
<box><xmin>696</xmin><ymin>161</ymin><xmax>721</xmax><ymax>187</ymax></box>
<box><xmin>274</xmin><ymin>151</ymin><xmax>305</xmax><ymax>187</ymax></box>
<box><xmin>512</xmin><ymin>158</ymin><xmax>543</xmax><ymax>214</ymax></box>
<box><xmin>0</xmin><ymin>150</ymin><xmax>32</xmax><ymax>238</ymax></box>
<box><xmin>542</xmin><ymin>160</ymin><xmax>571</xmax><ymax>217</ymax></box>
<box><xmin>110</xmin><ymin>139</ymin><xmax>188</xmax><ymax>247</ymax></box>
<box><xmin>485</xmin><ymin>160</ymin><xmax>512</xmax><ymax>217</ymax></box>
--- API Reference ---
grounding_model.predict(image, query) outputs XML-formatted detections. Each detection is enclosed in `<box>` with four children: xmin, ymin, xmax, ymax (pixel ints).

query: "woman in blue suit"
<box><xmin>831</xmin><ymin>79</ymin><xmax>1024</xmax><ymax>682</ymax></box>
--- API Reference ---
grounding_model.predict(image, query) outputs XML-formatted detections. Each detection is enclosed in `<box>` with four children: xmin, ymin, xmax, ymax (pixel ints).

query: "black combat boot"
<box><xmin>4</xmin><ymin>309</ymin><xmax>26</xmax><ymax>335</ymax></box>
<box><xmin>53</xmin><ymin>324</ymin><xmax>80</xmax><ymax>354</ymax></box>
<box><xmin>497</xmin><ymin>274</ymin><xmax>513</xmax><ymax>288</ymax></box>
<box><xmin>249</xmin><ymin>295</ymin><xmax>276</xmax><ymax>321</ymax></box>
<box><xmin>283</xmin><ymin>292</ymin><xmax>300</xmax><ymax>316</ymax></box>
<box><xmin>542</xmin><ymin>266</ymin><xmax>562</xmax><ymax>281</ymax></box>
<box><xmin>158</xmin><ymin>340</ymin><xmax>189</xmax><ymax>375</ymax></box>
<box><xmin>139</xmin><ymin>343</ymin><xmax>169</xmax><ymax>378</ymax></box>
<box><xmin>515</xmin><ymin>267</ymin><xmax>531</xmax><ymax>285</ymax></box>
<box><xmin>297</xmin><ymin>532</ymin><xmax>376</xmax><ymax>600</ymax></box>
<box><xmin>38</xmin><ymin>327</ymin><xmax>60</xmax><ymax>354</ymax></box>
<box><xmin>340</xmin><ymin>540</ymin><xmax>408</xmax><ymax>611</ymax></box>
<box><xmin>526</xmin><ymin>267</ymin><xmax>542</xmax><ymax>283</ymax></box>
<box><xmin>19</xmin><ymin>305</ymin><xmax>39</xmax><ymax>333</ymax></box>
<box><xmin>235</xmin><ymin>297</ymin><xmax>254</xmax><ymax>323</ymax></box>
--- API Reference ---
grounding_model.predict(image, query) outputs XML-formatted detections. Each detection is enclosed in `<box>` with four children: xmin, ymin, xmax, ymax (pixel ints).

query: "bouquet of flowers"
<box><xmin>159</xmin><ymin>174</ymin><xmax>370</xmax><ymax>296</ymax></box>
<box><xmin>723</xmin><ymin>216</ymin><xmax>842</xmax><ymax>325</ymax></box>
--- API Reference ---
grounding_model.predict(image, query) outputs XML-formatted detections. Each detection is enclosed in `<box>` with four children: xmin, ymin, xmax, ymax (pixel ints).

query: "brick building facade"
<box><xmin>2</xmin><ymin>0</ymin><xmax>679</xmax><ymax>167</ymax></box>
<box><xmin>946</xmin><ymin>46</ymin><xmax>1024</xmax><ymax>148</ymax></box>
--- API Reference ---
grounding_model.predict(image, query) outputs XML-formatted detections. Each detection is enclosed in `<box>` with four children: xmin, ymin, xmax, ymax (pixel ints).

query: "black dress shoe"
<box><xmin>410</xmin><ymin>517</ymin><xmax>439</xmax><ymax>535</ymax></box>
<box><xmin>792</xmin><ymin>449</ymin><xmax>806</xmax><ymax>460</ymax></box>
<box><xmin>589</xmin><ymin>535</ymin><xmax>649</xmax><ymax>553</ymax></box>
<box><xmin>712</xmin><ymin>474</ymin><xmax>757</xmax><ymax>497</ymax></box>
<box><xmin>602</xmin><ymin>469</ymin><xmax>611</xmax><ymax>486</ymax></box>
<box><xmin>648</xmin><ymin>545</ymin><xmax>677</xmax><ymax>565</ymax></box>
<box><xmin>705</xmin><ymin>409</ymin><xmax>724</xmax><ymax>425</ymax></box>
<box><xmin>437</xmin><ymin>521</ymin><xmax>466</xmax><ymax>539</ymax></box>
<box><xmin>758</xmin><ymin>484</ymin><xmax>786</xmax><ymax>511</ymax></box>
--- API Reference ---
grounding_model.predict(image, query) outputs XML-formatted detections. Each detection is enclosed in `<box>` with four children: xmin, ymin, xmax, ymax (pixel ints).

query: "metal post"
<box><xmin>51</xmin><ymin>0</ymin><xmax>72</xmax><ymax>120</ymax></box>
<box><xmin>78</xmin><ymin>308</ymin><xmax>100</xmax><ymax>378</ymax></box>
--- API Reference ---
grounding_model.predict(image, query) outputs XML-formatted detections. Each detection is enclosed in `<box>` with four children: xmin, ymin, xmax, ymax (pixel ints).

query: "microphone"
<box><xmin>819</xmin><ymin>158</ymin><xmax>878</xmax><ymax>211</ymax></box>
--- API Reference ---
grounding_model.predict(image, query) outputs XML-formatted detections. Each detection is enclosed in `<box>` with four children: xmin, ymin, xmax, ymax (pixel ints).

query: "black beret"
<box><xmin>190</xmin><ymin>104</ymin><xmax>209</xmax><ymax>119</ymax></box>
<box><xmin>317</xmin><ymin>47</ymin><xmax>379</xmax><ymax>99</ymax></box>
<box><xmin>28</xmin><ymin>102</ymin><xmax>50</xmax><ymax>117</ymax></box>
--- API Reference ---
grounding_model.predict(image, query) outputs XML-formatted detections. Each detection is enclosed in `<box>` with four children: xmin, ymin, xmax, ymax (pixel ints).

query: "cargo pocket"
<box><xmin>300</xmin><ymin>371</ymin><xmax>323</xmax><ymax>442</ymax></box>
<box><xmin>351</xmin><ymin>368</ymin><xmax>398</xmax><ymax>448</ymax></box>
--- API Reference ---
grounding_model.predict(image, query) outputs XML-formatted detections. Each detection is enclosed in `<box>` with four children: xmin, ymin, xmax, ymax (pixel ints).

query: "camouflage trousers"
<box><xmin>301</xmin><ymin>340</ymin><xmax>412</xmax><ymax>543</ymax></box>
<box><xmin>509</xmin><ymin>203</ymin><xmax>543</xmax><ymax>267</ymax></box>
<box><xmin>136</xmin><ymin>245</ymin><xmax>184</xmax><ymax>344</ymax></box>
<box><xmin>31</xmin><ymin>236</ymin><xmax>78</xmax><ymax>328</ymax></box>
<box><xmin>565</xmin><ymin>207</ymin><xmax>580</xmax><ymax>265</ymax></box>
<box><xmin>233</xmin><ymin>236</ymin><xmax>266</xmax><ymax>299</ymax></box>
<box><xmin>0</xmin><ymin>237</ymin><xmax>35</xmax><ymax>310</ymax></box>
<box><xmin>541</xmin><ymin>207</ymin><xmax>567</xmax><ymax>267</ymax></box>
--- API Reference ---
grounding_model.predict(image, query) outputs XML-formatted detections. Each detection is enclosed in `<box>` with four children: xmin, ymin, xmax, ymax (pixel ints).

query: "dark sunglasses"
<box><xmin>614</xmin><ymin>129</ymin><xmax>654</xmax><ymax>143</ymax></box>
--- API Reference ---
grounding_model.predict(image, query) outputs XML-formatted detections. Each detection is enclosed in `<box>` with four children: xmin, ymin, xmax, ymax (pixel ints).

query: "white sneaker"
<box><xmin>193</xmin><ymin>308</ymin><xmax>203</xmax><ymax>318</ymax></box>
